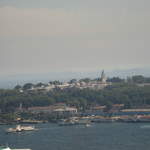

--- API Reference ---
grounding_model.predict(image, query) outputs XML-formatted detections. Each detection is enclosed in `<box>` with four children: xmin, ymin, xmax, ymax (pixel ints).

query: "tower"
<box><xmin>18</xmin><ymin>103</ymin><xmax>23</xmax><ymax>111</ymax></box>
<box><xmin>101</xmin><ymin>70</ymin><xmax>107</xmax><ymax>83</ymax></box>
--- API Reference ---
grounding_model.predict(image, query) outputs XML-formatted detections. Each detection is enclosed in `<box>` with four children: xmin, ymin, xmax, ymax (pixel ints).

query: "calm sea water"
<box><xmin>0</xmin><ymin>123</ymin><xmax>150</xmax><ymax>150</ymax></box>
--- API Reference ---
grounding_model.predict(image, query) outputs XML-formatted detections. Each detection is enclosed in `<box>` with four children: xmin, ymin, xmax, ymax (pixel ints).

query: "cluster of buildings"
<box><xmin>86</xmin><ymin>104</ymin><xmax>125</xmax><ymax>113</ymax></box>
<box><xmin>22</xmin><ymin>70</ymin><xmax>111</xmax><ymax>92</ymax></box>
<box><xmin>16</xmin><ymin>103</ymin><xmax>125</xmax><ymax>119</ymax></box>
<box><xmin>17</xmin><ymin>103</ymin><xmax>78</xmax><ymax>117</ymax></box>
<box><xmin>16</xmin><ymin>102</ymin><xmax>150</xmax><ymax>122</ymax></box>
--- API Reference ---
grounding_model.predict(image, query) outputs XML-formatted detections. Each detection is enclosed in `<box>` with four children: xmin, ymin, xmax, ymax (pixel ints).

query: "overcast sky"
<box><xmin>0</xmin><ymin>0</ymin><xmax>150</xmax><ymax>76</ymax></box>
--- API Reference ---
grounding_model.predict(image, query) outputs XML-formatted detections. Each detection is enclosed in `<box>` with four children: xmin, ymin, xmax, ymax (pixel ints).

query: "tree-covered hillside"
<box><xmin>0</xmin><ymin>79</ymin><xmax>150</xmax><ymax>113</ymax></box>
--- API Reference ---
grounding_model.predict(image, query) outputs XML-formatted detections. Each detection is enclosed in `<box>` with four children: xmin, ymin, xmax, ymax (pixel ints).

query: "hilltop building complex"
<box><xmin>21</xmin><ymin>70</ymin><xmax>111</xmax><ymax>92</ymax></box>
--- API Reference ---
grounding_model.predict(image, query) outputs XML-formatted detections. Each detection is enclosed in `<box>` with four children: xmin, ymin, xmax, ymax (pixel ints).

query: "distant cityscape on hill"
<box><xmin>0</xmin><ymin>67</ymin><xmax>150</xmax><ymax>89</ymax></box>
<box><xmin>17</xmin><ymin>70</ymin><xmax>111</xmax><ymax>92</ymax></box>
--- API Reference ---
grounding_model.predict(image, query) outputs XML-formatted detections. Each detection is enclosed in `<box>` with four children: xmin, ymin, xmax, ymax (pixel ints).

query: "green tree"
<box><xmin>23</xmin><ymin>83</ymin><xmax>33</xmax><ymax>90</ymax></box>
<box><xmin>132</xmin><ymin>75</ymin><xmax>145</xmax><ymax>83</ymax></box>
<box><xmin>14</xmin><ymin>85</ymin><xmax>22</xmax><ymax>90</ymax></box>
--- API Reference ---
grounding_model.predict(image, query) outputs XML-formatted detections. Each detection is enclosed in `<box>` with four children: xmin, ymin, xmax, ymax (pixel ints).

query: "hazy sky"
<box><xmin>0</xmin><ymin>0</ymin><xmax>150</xmax><ymax>76</ymax></box>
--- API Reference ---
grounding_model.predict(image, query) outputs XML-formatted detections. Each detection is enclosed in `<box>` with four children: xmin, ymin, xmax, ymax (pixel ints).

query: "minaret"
<box><xmin>101</xmin><ymin>70</ymin><xmax>107</xmax><ymax>83</ymax></box>
<box><xmin>18</xmin><ymin>103</ymin><xmax>23</xmax><ymax>111</ymax></box>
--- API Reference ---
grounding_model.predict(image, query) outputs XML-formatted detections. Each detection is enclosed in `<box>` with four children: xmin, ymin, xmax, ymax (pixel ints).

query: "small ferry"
<box><xmin>85</xmin><ymin>123</ymin><xmax>91</xmax><ymax>127</ymax></box>
<box><xmin>59</xmin><ymin>118</ymin><xmax>91</xmax><ymax>126</ymax></box>
<box><xmin>6</xmin><ymin>125</ymin><xmax>36</xmax><ymax>133</ymax></box>
<box><xmin>0</xmin><ymin>146</ymin><xmax>31</xmax><ymax>150</ymax></box>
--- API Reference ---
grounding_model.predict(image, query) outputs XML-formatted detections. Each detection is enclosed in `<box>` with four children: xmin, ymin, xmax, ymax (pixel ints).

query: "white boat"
<box><xmin>0</xmin><ymin>146</ymin><xmax>31</xmax><ymax>150</ymax></box>
<box><xmin>59</xmin><ymin>118</ymin><xmax>91</xmax><ymax>126</ymax></box>
<box><xmin>6</xmin><ymin>125</ymin><xmax>36</xmax><ymax>133</ymax></box>
<box><xmin>0</xmin><ymin>146</ymin><xmax>11</xmax><ymax>150</ymax></box>
<box><xmin>85</xmin><ymin>123</ymin><xmax>91</xmax><ymax>127</ymax></box>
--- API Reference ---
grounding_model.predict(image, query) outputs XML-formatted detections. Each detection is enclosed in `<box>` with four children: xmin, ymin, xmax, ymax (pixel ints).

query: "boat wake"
<box><xmin>140</xmin><ymin>125</ymin><xmax>150</xmax><ymax>129</ymax></box>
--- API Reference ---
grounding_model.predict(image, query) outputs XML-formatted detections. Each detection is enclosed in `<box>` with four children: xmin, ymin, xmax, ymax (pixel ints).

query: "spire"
<box><xmin>18</xmin><ymin>103</ymin><xmax>23</xmax><ymax>111</ymax></box>
<box><xmin>101</xmin><ymin>70</ymin><xmax>107</xmax><ymax>83</ymax></box>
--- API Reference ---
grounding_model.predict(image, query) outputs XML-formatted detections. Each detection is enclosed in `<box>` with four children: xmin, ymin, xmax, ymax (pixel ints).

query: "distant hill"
<box><xmin>107</xmin><ymin>68</ymin><xmax>150</xmax><ymax>78</ymax></box>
